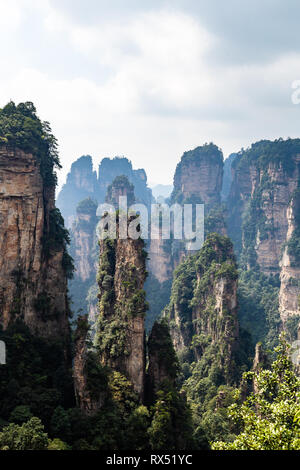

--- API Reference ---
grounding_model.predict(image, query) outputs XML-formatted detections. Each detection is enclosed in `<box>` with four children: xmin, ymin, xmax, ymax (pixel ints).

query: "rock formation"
<box><xmin>148</xmin><ymin>145</ymin><xmax>224</xmax><ymax>283</ymax></box>
<box><xmin>98</xmin><ymin>157</ymin><xmax>152</xmax><ymax>208</ymax></box>
<box><xmin>226</xmin><ymin>140</ymin><xmax>300</xmax><ymax>339</ymax></box>
<box><xmin>221</xmin><ymin>153</ymin><xmax>237</xmax><ymax>202</ymax></box>
<box><xmin>68</xmin><ymin>198</ymin><xmax>99</xmax><ymax>321</ymax></box>
<box><xmin>227</xmin><ymin>139</ymin><xmax>300</xmax><ymax>275</ymax></box>
<box><xmin>171</xmin><ymin>143</ymin><xmax>223</xmax><ymax>210</ymax></box>
<box><xmin>165</xmin><ymin>233</ymin><xmax>239</xmax><ymax>384</ymax></box>
<box><xmin>105</xmin><ymin>175</ymin><xmax>135</xmax><ymax>208</ymax></box>
<box><xmin>279</xmin><ymin>189</ymin><xmax>300</xmax><ymax>323</ymax></box>
<box><xmin>57</xmin><ymin>155</ymin><xmax>152</xmax><ymax>228</ymax></box>
<box><xmin>0</xmin><ymin>145</ymin><xmax>71</xmax><ymax>340</ymax></box>
<box><xmin>71</xmin><ymin>198</ymin><xmax>98</xmax><ymax>283</ymax></box>
<box><xmin>57</xmin><ymin>155</ymin><xmax>98</xmax><ymax>227</ymax></box>
<box><xmin>95</xmin><ymin>214</ymin><xmax>148</xmax><ymax>399</ymax></box>
<box><xmin>69</xmin><ymin>176</ymin><xmax>138</xmax><ymax>323</ymax></box>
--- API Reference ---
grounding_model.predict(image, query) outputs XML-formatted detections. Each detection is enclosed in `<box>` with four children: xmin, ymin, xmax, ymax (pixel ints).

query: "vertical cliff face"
<box><xmin>279</xmin><ymin>189</ymin><xmax>300</xmax><ymax>323</ymax></box>
<box><xmin>166</xmin><ymin>233</ymin><xmax>239</xmax><ymax>383</ymax></box>
<box><xmin>57</xmin><ymin>155</ymin><xmax>98</xmax><ymax>227</ymax></box>
<box><xmin>0</xmin><ymin>146</ymin><xmax>71</xmax><ymax>339</ymax></box>
<box><xmin>228</xmin><ymin>140</ymin><xmax>300</xmax><ymax>275</ymax></box>
<box><xmin>147</xmin><ymin>240</ymin><xmax>174</xmax><ymax>284</ymax></box>
<box><xmin>71</xmin><ymin>198</ymin><xmax>98</xmax><ymax>283</ymax></box>
<box><xmin>96</xmin><ymin>217</ymin><xmax>148</xmax><ymax>399</ymax></box>
<box><xmin>171</xmin><ymin>144</ymin><xmax>223</xmax><ymax>210</ymax></box>
<box><xmin>68</xmin><ymin>198</ymin><xmax>99</xmax><ymax>323</ymax></box>
<box><xmin>221</xmin><ymin>153</ymin><xmax>237</xmax><ymax>202</ymax></box>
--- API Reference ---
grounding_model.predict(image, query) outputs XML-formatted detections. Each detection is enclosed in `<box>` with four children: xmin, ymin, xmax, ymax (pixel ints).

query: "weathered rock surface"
<box><xmin>228</xmin><ymin>144</ymin><xmax>300</xmax><ymax>275</ymax></box>
<box><xmin>96</xmin><ymin>217</ymin><xmax>147</xmax><ymax>399</ymax></box>
<box><xmin>0</xmin><ymin>146</ymin><xmax>70</xmax><ymax>339</ymax></box>
<box><xmin>279</xmin><ymin>190</ymin><xmax>300</xmax><ymax>322</ymax></box>
<box><xmin>71</xmin><ymin>199</ymin><xmax>98</xmax><ymax>283</ymax></box>
<box><xmin>171</xmin><ymin>144</ymin><xmax>223</xmax><ymax>210</ymax></box>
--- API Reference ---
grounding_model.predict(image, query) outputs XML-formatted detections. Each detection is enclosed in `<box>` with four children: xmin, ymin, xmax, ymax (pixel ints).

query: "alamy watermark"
<box><xmin>96</xmin><ymin>197</ymin><xmax>204</xmax><ymax>251</ymax></box>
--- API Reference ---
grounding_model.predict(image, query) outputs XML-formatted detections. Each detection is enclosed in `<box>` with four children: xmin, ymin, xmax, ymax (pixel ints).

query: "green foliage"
<box><xmin>0</xmin><ymin>322</ymin><xmax>74</xmax><ymax>427</ymax></box>
<box><xmin>148</xmin><ymin>384</ymin><xmax>199</xmax><ymax>450</ymax></box>
<box><xmin>42</xmin><ymin>208</ymin><xmax>74</xmax><ymax>279</ymax></box>
<box><xmin>77</xmin><ymin>197</ymin><xmax>98</xmax><ymax>215</ymax></box>
<box><xmin>0</xmin><ymin>417</ymin><xmax>49</xmax><ymax>450</ymax></box>
<box><xmin>50</xmin><ymin>406</ymin><xmax>71</xmax><ymax>442</ymax></box>
<box><xmin>204</xmin><ymin>206</ymin><xmax>227</xmax><ymax>236</ymax></box>
<box><xmin>34</xmin><ymin>292</ymin><xmax>52</xmax><ymax>318</ymax></box>
<box><xmin>9</xmin><ymin>406</ymin><xmax>33</xmax><ymax>425</ymax></box>
<box><xmin>285</xmin><ymin>315</ymin><xmax>300</xmax><ymax>343</ymax></box>
<box><xmin>84</xmin><ymin>351</ymin><xmax>108</xmax><ymax>399</ymax></box>
<box><xmin>126</xmin><ymin>289</ymin><xmax>148</xmax><ymax>318</ymax></box>
<box><xmin>233</xmin><ymin>138</ymin><xmax>300</xmax><ymax>176</ymax></box>
<box><xmin>164</xmin><ymin>233</ymin><xmax>251</xmax><ymax>444</ymax></box>
<box><xmin>148</xmin><ymin>320</ymin><xmax>180</xmax><ymax>382</ymax></box>
<box><xmin>0</xmin><ymin>101</ymin><xmax>61</xmax><ymax>187</ymax></box>
<box><xmin>212</xmin><ymin>337</ymin><xmax>300</xmax><ymax>450</ymax></box>
<box><xmin>96</xmin><ymin>234</ymin><xmax>148</xmax><ymax>358</ymax></box>
<box><xmin>106</xmin><ymin>175</ymin><xmax>135</xmax><ymax>206</ymax></box>
<box><xmin>240</xmin><ymin>174</ymin><xmax>277</xmax><ymax>269</ymax></box>
<box><xmin>238</xmin><ymin>269</ymin><xmax>281</xmax><ymax>351</ymax></box>
<box><xmin>48</xmin><ymin>438</ymin><xmax>71</xmax><ymax>450</ymax></box>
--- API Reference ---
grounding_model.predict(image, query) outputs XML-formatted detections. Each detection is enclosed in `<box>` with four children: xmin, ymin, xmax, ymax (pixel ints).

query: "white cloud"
<box><xmin>0</xmin><ymin>0</ymin><xmax>23</xmax><ymax>31</ymax></box>
<box><xmin>1</xmin><ymin>1</ymin><xmax>300</xmax><ymax>191</ymax></box>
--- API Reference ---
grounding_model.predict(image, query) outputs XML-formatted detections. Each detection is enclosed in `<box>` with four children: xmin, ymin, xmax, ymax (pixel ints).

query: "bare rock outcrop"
<box><xmin>279</xmin><ymin>190</ymin><xmax>300</xmax><ymax>323</ymax></box>
<box><xmin>0</xmin><ymin>146</ymin><xmax>70</xmax><ymax>340</ymax></box>
<box><xmin>228</xmin><ymin>140</ymin><xmax>300</xmax><ymax>276</ymax></box>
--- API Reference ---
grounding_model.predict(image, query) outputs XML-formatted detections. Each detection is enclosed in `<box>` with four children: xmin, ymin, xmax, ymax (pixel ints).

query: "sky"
<box><xmin>1</xmin><ymin>0</ymin><xmax>300</xmax><ymax>189</ymax></box>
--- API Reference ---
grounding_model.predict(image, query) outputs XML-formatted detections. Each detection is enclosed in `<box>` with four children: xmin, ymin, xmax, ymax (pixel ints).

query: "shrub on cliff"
<box><xmin>0</xmin><ymin>101</ymin><xmax>60</xmax><ymax>187</ymax></box>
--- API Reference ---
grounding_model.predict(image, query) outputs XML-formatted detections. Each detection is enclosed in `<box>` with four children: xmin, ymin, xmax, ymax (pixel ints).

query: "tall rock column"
<box><xmin>96</xmin><ymin>214</ymin><xmax>148</xmax><ymax>399</ymax></box>
<box><xmin>165</xmin><ymin>233</ymin><xmax>239</xmax><ymax>384</ymax></box>
<box><xmin>0</xmin><ymin>145</ymin><xmax>71</xmax><ymax>340</ymax></box>
<box><xmin>71</xmin><ymin>198</ymin><xmax>99</xmax><ymax>283</ymax></box>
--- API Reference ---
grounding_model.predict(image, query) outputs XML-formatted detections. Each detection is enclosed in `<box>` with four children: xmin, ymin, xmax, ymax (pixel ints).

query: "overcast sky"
<box><xmin>1</xmin><ymin>0</ymin><xmax>300</xmax><ymax>188</ymax></box>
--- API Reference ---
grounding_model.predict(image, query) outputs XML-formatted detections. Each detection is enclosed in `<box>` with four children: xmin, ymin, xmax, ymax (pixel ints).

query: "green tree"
<box><xmin>48</xmin><ymin>438</ymin><xmax>71</xmax><ymax>450</ymax></box>
<box><xmin>148</xmin><ymin>385</ymin><xmax>197</xmax><ymax>451</ymax></box>
<box><xmin>0</xmin><ymin>417</ymin><xmax>49</xmax><ymax>450</ymax></box>
<box><xmin>9</xmin><ymin>405</ymin><xmax>33</xmax><ymax>425</ymax></box>
<box><xmin>50</xmin><ymin>406</ymin><xmax>71</xmax><ymax>441</ymax></box>
<box><xmin>212</xmin><ymin>337</ymin><xmax>300</xmax><ymax>450</ymax></box>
